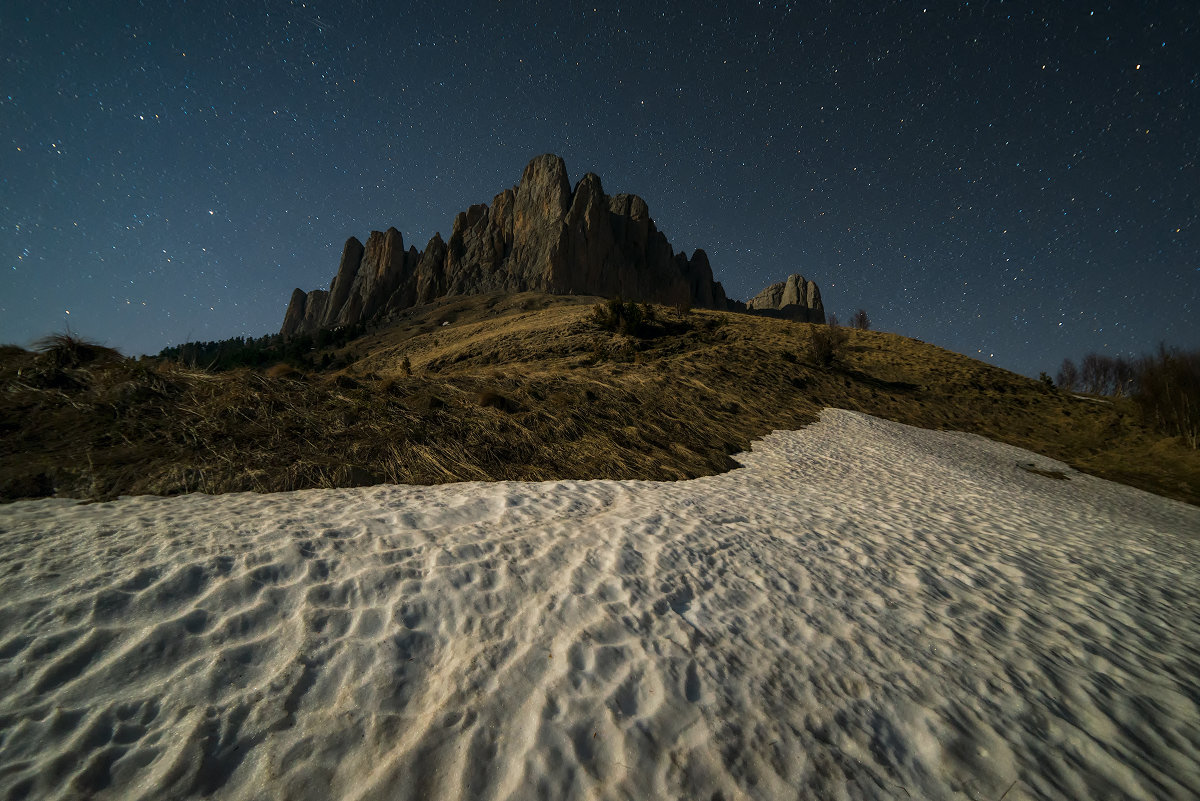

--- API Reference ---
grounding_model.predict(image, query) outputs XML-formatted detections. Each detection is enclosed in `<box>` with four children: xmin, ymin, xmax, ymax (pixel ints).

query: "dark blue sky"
<box><xmin>2</xmin><ymin>1</ymin><xmax>1196</xmax><ymax>377</ymax></box>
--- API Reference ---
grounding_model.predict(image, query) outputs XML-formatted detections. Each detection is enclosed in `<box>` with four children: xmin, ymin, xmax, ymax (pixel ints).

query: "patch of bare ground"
<box><xmin>3</xmin><ymin>292</ymin><xmax>1197</xmax><ymax>505</ymax></box>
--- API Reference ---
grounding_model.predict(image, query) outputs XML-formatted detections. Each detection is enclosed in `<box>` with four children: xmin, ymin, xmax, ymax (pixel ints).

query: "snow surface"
<box><xmin>1</xmin><ymin>409</ymin><xmax>1197</xmax><ymax>800</ymax></box>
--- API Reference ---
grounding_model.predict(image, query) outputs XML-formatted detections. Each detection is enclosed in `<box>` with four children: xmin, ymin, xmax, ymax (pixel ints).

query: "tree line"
<box><xmin>157</xmin><ymin>322</ymin><xmax>366</xmax><ymax>371</ymax></box>
<box><xmin>1055</xmin><ymin>346</ymin><xmax>1200</xmax><ymax>449</ymax></box>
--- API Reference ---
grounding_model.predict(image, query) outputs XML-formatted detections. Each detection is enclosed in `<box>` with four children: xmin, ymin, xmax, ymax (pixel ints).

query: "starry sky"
<box><xmin>2</xmin><ymin>0</ymin><xmax>1197</xmax><ymax>378</ymax></box>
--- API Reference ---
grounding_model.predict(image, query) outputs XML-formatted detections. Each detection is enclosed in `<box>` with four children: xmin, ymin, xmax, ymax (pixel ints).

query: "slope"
<box><xmin>2</xmin><ymin>294</ymin><xmax>1196</xmax><ymax>504</ymax></box>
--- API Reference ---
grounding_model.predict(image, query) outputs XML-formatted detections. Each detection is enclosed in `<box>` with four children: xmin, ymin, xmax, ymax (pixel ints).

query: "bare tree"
<box><xmin>826</xmin><ymin>313</ymin><xmax>841</xmax><ymax>328</ymax></box>
<box><xmin>1059</xmin><ymin>346</ymin><xmax>1198</xmax><ymax>448</ymax></box>
<box><xmin>1080</xmin><ymin>352</ymin><xmax>1106</xmax><ymax>394</ymax></box>
<box><xmin>851</xmin><ymin>309</ymin><xmax>871</xmax><ymax>331</ymax></box>
<box><xmin>1056</xmin><ymin>358</ymin><xmax>1079</xmax><ymax>392</ymax></box>
<box><xmin>1076</xmin><ymin>352</ymin><xmax>1138</xmax><ymax>396</ymax></box>
<box><xmin>1111</xmin><ymin>356</ymin><xmax>1137</xmax><ymax>397</ymax></box>
<box><xmin>1135</xmin><ymin>345</ymin><xmax>1200</xmax><ymax>449</ymax></box>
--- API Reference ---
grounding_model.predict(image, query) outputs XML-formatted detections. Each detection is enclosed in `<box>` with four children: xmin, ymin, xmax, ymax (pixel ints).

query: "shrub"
<box><xmin>590</xmin><ymin>297</ymin><xmax>647</xmax><ymax>337</ymax></box>
<box><xmin>851</xmin><ymin>309</ymin><xmax>871</xmax><ymax>331</ymax></box>
<box><xmin>400</xmin><ymin>356</ymin><xmax>412</xmax><ymax>377</ymax></box>
<box><xmin>809</xmin><ymin>323</ymin><xmax>848</xmax><ymax>367</ymax></box>
<box><xmin>619</xmin><ymin>302</ymin><xmax>644</xmax><ymax>336</ymax></box>
<box><xmin>265</xmin><ymin>363</ymin><xmax>302</xmax><ymax>380</ymax></box>
<box><xmin>1038</xmin><ymin>372</ymin><xmax>1055</xmax><ymax>390</ymax></box>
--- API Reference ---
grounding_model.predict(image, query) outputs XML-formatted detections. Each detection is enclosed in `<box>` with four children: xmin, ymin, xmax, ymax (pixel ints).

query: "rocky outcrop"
<box><xmin>281</xmin><ymin>237</ymin><xmax>362</xmax><ymax>336</ymax></box>
<box><xmin>513</xmin><ymin>154</ymin><xmax>571</xmax><ymax>290</ymax></box>
<box><xmin>336</xmin><ymin>228</ymin><xmax>416</xmax><ymax>327</ymax></box>
<box><xmin>280</xmin><ymin>154</ymin><xmax>823</xmax><ymax>336</ymax></box>
<box><xmin>745</xmin><ymin>274</ymin><xmax>825</xmax><ymax>323</ymax></box>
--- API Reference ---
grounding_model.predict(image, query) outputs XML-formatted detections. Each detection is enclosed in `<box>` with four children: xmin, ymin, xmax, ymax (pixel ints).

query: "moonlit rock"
<box><xmin>278</xmin><ymin>154</ymin><xmax>815</xmax><ymax>336</ymax></box>
<box><xmin>745</xmin><ymin>272</ymin><xmax>826</xmax><ymax>323</ymax></box>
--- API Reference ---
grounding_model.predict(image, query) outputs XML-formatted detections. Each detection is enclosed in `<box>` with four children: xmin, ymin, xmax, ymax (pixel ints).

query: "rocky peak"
<box><xmin>326</xmin><ymin>237</ymin><xmax>365</xmax><ymax>318</ymax></box>
<box><xmin>510</xmin><ymin>154</ymin><xmax>572</xmax><ymax>292</ymax></box>
<box><xmin>279</xmin><ymin>154</ymin><xmax>826</xmax><ymax>337</ymax></box>
<box><xmin>745</xmin><ymin>274</ymin><xmax>825</xmax><ymax>323</ymax></box>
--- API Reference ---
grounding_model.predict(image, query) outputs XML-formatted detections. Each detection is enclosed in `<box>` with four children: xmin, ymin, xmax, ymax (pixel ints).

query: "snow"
<box><xmin>1</xmin><ymin>409</ymin><xmax>1197</xmax><ymax>800</ymax></box>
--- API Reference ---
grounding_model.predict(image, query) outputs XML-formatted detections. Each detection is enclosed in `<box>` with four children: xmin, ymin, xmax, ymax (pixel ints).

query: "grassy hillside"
<box><xmin>3</xmin><ymin>293</ymin><xmax>1197</xmax><ymax>505</ymax></box>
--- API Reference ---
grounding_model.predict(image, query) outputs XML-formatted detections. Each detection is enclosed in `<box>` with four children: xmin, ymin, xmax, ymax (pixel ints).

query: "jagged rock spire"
<box><xmin>281</xmin><ymin>154</ymin><xmax>824</xmax><ymax>336</ymax></box>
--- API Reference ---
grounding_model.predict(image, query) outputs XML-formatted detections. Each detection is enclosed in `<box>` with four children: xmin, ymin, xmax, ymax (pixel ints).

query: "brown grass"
<box><xmin>3</xmin><ymin>292</ymin><xmax>1197</xmax><ymax>506</ymax></box>
<box><xmin>33</xmin><ymin>331</ymin><xmax>124</xmax><ymax>368</ymax></box>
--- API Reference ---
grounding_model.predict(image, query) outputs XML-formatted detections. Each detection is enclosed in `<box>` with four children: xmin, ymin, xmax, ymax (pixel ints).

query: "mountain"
<box><xmin>745</xmin><ymin>274</ymin><xmax>825</xmax><ymax>322</ymax></box>
<box><xmin>280</xmin><ymin>155</ymin><xmax>824</xmax><ymax>336</ymax></box>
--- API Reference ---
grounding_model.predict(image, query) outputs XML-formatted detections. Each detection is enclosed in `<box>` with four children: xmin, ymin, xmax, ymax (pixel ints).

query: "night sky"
<box><xmin>3</xmin><ymin>1</ymin><xmax>1197</xmax><ymax>378</ymax></box>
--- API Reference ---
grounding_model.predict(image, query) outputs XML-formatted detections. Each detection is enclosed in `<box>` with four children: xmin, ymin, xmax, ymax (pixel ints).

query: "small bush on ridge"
<box><xmin>34</xmin><ymin>332</ymin><xmax>123</xmax><ymax>368</ymax></box>
<box><xmin>591</xmin><ymin>297</ymin><xmax>649</xmax><ymax>337</ymax></box>
<box><xmin>810</xmin><ymin>323</ymin><xmax>848</xmax><ymax>367</ymax></box>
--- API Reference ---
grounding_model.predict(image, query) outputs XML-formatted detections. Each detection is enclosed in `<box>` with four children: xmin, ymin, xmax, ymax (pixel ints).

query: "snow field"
<box><xmin>1</xmin><ymin>409</ymin><xmax>1197</xmax><ymax>800</ymax></box>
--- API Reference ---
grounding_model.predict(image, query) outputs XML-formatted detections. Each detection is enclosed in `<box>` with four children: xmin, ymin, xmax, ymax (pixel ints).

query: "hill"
<box><xmin>2</xmin><ymin>294</ymin><xmax>1197</xmax><ymax>504</ymax></box>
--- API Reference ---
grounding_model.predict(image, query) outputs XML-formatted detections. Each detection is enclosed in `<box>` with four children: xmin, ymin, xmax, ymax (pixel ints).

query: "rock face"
<box><xmin>745</xmin><ymin>274</ymin><xmax>825</xmax><ymax>324</ymax></box>
<box><xmin>281</xmin><ymin>154</ymin><xmax>821</xmax><ymax>336</ymax></box>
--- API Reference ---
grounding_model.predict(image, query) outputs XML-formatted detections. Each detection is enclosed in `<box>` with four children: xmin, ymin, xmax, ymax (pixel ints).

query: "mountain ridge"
<box><xmin>281</xmin><ymin>154</ymin><xmax>825</xmax><ymax>336</ymax></box>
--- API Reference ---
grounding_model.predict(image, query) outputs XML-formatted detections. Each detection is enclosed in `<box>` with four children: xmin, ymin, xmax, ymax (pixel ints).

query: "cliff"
<box><xmin>744</xmin><ymin>274</ymin><xmax>825</xmax><ymax>323</ymax></box>
<box><xmin>281</xmin><ymin>154</ymin><xmax>823</xmax><ymax>336</ymax></box>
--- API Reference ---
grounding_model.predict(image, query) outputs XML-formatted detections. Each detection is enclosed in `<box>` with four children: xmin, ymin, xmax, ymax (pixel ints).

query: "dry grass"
<box><xmin>3</xmin><ymin>292</ymin><xmax>1198</xmax><ymax>505</ymax></box>
<box><xmin>33</xmin><ymin>331</ymin><xmax>124</xmax><ymax>368</ymax></box>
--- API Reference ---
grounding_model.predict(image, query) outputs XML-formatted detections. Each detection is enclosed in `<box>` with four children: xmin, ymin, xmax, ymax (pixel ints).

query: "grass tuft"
<box><xmin>33</xmin><ymin>332</ymin><xmax>123</xmax><ymax>368</ymax></box>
